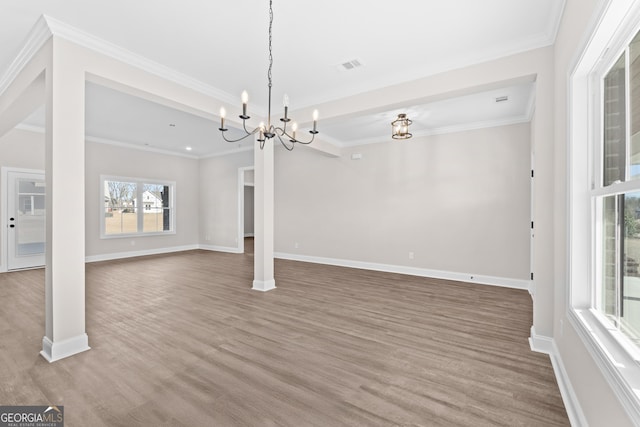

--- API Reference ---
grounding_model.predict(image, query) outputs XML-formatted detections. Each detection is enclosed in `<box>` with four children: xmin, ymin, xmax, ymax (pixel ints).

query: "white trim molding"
<box><xmin>252</xmin><ymin>279</ymin><xmax>276</xmax><ymax>292</ymax></box>
<box><xmin>42</xmin><ymin>16</ymin><xmax>252</xmax><ymax>114</ymax></box>
<box><xmin>565</xmin><ymin>0</ymin><xmax>640</xmax><ymax>424</ymax></box>
<box><xmin>85</xmin><ymin>244</ymin><xmax>199</xmax><ymax>263</ymax></box>
<box><xmin>40</xmin><ymin>333</ymin><xmax>90</xmax><ymax>363</ymax></box>
<box><xmin>529</xmin><ymin>328</ymin><xmax>588</xmax><ymax>427</ymax></box>
<box><xmin>199</xmin><ymin>244</ymin><xmax>243</xmax><ymax>254</ymax></box>
<box><xmin>85</xmin><ymin>244</ymin><xmax>246</xmax><ymax>264</ymax></box>
<box><xmin>568</xmin><ymin>309</ymin><xmax>640</xmax><ymax>424</ymax></box>
<box><xmin>529</xmin><ymin>326</ymin><xmax>554</xmax><ymax>354</ymax></box>
<box><xmin>0</xmin><ymin>15</ymin><xmax>51</xmax><ymax>97</ymax></box>
<box><xmin>274</xmin><ymin>252</ymin><xmax>530</xmax><ymax>290</ymax></box>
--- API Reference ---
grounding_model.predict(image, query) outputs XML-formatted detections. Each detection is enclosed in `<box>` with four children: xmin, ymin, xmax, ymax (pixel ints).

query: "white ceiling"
<box><xmin>1</xmin><ymin>0</ymin><xmax>564</xmax><ymax>156</ymax></box>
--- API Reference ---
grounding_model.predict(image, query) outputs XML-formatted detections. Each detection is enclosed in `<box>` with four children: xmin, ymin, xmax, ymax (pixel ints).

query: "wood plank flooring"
<box><xmin>0</xmin><ymin>240</ymin><xmax>568</xmax><ymax>426</ymax></box>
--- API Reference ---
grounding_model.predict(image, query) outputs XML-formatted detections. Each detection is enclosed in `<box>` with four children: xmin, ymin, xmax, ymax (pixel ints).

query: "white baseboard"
<box><xmin>199</xmin><ymin>244</ymin><xmax>242</xmax><ymax>254</ymax></box>
<box><xmin>85</xmin><ymin>244</ymin><xmax>199</xmax><ymax>263</ymax></box>
<box><xmin>252</xmin><ymin>279</ymin><xmax>276</xmax><ymax>292</ymax></box>
<box><xmin>40</xmin><ymin>333</ymin><xmax>90</xmax><ymax>363</ymax></box>
<box><xmin>528</xmin><ymin>281</ymin><xmax>536</xmax><ymax>299</ymax></box>
<box><xmin>529</xmin><ymin>326</ymin><xmax>554</xmax><ymax>354</ymax></box>
<box><xmin>274</xmin><ymin>252</ymin><xmax>530</xmax><ymax>290</ymax></box>
<box><xmin>529</xmin><ymin>328</ymin><xmax>587</xmax><ymax>427</ymax></box>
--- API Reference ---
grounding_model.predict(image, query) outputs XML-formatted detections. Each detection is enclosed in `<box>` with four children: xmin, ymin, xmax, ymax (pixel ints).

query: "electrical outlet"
<box><xmin>294</xmin><ymin>242</ymin><xmax>299</xmax><ymax>249</ymax></box>
<box><xmin>130</xmin><ymin>240</ymin><xmax>135</xmax><ymax>246</ymax></box>
<box><xmin>408</xmin><ymin>252</ymin><xmax>414</xmax><ymax>260</ymax></box>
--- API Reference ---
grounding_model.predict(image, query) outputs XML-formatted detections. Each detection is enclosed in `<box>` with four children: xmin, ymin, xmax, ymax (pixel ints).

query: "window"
<box><xmin>569</xmin><ymin>2</ymin><xmax>640</xmax><ymax>420</ymax></box>
<box><xmin>101</xmin><ymin>176</ymin><xmax>175</xmax><ymax>237</ymax></box>
<box><xmin>594</xmin><ymin>30</ymin><xmax>640</xmax><ymax>351</ymax></box>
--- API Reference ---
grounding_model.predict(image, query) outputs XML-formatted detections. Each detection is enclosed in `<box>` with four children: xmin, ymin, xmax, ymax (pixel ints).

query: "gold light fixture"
<box><xmin>391</xmin><ymin>114</ymin><xmax>412</xmax><ymax>140</ymax></box>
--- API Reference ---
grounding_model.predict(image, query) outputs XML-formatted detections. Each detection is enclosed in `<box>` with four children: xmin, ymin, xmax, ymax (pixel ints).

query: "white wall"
<box><xmin>274</xmin><ymin>123</ymin><xmax>531</xmax><ymax>281</ymax></box>
<box><xmin>85</xmin><ymin>141</ymin><xmax>200</xmax><ymax>259</ymax></box>
<box><xmin>199</xmin><ymin>150</ymin><xmax>253</xmax><ymax>250</ymax></box>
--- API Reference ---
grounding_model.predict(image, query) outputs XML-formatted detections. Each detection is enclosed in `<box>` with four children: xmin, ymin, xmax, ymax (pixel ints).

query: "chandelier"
<box><xmin>391</xmin><ymin>114</ymin><xmax>412</xmax><ymax>140</ymax></box>
<box><xmin>218</xmin><ymin>0</ymin><xmax>318</xmax><ymax>151</ymax></box>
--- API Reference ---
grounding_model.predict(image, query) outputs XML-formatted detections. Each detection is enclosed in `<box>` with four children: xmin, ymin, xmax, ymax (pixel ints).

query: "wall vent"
<box><xmin>338</xmin><ymin>59</ymin><xmax>364</xmax><ymax>71</ymax></box>
<box><xmin>495</xmin><ymin>95</ymin><xmax>509</xmax><ymax>103</ymax></box>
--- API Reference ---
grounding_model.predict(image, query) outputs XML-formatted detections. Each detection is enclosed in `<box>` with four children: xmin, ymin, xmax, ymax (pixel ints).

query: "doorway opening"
<box><xmin>237</xmin><ymin>166</ymin><xmax>254</xmax><ymax>254</ymax></box>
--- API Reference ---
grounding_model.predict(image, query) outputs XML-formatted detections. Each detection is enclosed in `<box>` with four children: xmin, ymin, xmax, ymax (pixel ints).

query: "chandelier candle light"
<box><xmin>218</xmin><ymin>0</ymin><xmax>319</xmax><ymax>151</ymax></box>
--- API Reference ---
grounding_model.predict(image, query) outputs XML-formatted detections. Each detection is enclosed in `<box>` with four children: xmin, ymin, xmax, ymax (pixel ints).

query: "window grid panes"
<box><xmin>596</xmin><ymin>29</ymin><xmax>640</xmax><ymax>351</ymax></box>
<box><xmin>103</xmin><ymin>178</ymin><xmax>174</xmax><ymax>237</ymax></box>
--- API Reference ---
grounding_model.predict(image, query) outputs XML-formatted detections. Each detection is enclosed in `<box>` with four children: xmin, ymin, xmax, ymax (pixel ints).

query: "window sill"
<box><xmin>100</xmin><ymin>231</ymin><xmax>176</xmax><ymax>240</ymax></box>
<box><xmin>569</xmin><ymin>307</ymin><xmax>640</xmax><ymax>422</ymax></box>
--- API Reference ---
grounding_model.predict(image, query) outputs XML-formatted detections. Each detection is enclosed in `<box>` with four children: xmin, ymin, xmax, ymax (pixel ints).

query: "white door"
<box><xmin>7</xmin><ymin>171</ymin><xmax>45</xmax><ymax>270</ymax></box>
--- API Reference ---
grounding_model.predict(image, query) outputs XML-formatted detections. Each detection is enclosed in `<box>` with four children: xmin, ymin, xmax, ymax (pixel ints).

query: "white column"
<box><xmin>41</xmin><ymin>39</ymin><xmax>90</xmax><ymax>362</ymax></box>
<box><xmin>253</xmin><ymin>136</ymin><xmax>276</xmax><ymax>291</ymax></box>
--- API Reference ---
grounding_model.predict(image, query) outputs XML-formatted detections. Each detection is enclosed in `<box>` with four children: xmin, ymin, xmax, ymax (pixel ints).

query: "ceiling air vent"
<box><xmin>338</xmin><ymin>59</ymin><xmax>364</xmax><ymax>71</ymax></box>
<box><xmin>495</xmin><ymin>95</ymin><xmax>509</xmax><ymax>103</ymax></box>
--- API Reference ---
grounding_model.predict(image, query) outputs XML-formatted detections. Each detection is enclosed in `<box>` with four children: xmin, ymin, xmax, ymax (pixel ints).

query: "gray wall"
<box><xmin>84</xmin><ymin>141</ymin><xmax>200</xmax><ymax>258</ymax></box>
<box><xmin>0</xmin><ymin>129</ymin><xmax>201</xmax><ymax>263</ymax></box>
<box><xmin>274</xmin><ymin>123</ymin><xmax>531</xmax><ymax>280</ymax></box>
<box><xmin>244</xmin><ymin>185</ymin><xmax>254</xmax><ymax>236</ymax></box>
<box><xmin>199</xmin><ymin>150</ymin><xmax>253</xmax><ymax>249</ymax></box>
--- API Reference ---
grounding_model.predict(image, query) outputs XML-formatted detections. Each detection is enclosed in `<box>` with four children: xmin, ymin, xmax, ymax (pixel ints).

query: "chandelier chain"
<box><xmin>268</xmin><ymin>0</ymin><xmax>273</xmax><ymax>90</ymax></box>
<box><xmin>218</xmin><ymin>0</ymin><xmax>317</xmax><ymax>148</ymax></box>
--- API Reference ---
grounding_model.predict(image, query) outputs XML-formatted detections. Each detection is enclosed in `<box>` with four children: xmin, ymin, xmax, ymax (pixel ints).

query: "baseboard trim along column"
<box><xmin>40</xmin><ymin>333</ymin><xmax>90</xmax><ymax>363</ymax></box>
<box><xmin>528</xmin><ymin>326</ymin><xmax>554</xmax><ymax>354</ymax></box>
<box><xmin>252</xmin><ymin>279</ymin><xmax>276</xmax><ymax>292</ymax></box>
<box><xmin>529</xmin><ymin>327</ymin><xmax>587</xmax><ymax>426</ymax></box>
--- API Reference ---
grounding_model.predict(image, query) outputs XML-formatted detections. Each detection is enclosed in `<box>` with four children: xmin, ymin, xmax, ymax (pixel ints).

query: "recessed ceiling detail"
<box><xmin>3</xmin><ymin>1</ymin><xmax>558</xmax><ymax>157</ymax></box>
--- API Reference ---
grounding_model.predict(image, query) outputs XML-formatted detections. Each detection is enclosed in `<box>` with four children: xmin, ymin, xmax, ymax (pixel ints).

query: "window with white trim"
<box><xmin>101</xmin><ymin>176</ymin><xmax>175</xmax><ymax>238</ymax></box>
<box><xmin>594</xmin><ymin>30</ymin><xmax>640</xmax><ymax>350</ymax></box>
<box><xmin>569</xmin><ymin>1</ymin><xmax>640</xmax><ymax>420</ymax></box>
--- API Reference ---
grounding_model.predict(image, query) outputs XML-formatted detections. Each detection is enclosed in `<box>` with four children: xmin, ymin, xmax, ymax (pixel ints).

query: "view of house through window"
<box><xmin>142</xmin><ymin>183</ymin><xmax>171</xmax><ymax>233</ymax></box>
<box><xmin>103</xmin><ymin>177</ymin><xmax>173</xmax><ymax>236</ymax></box>
<box><xmin>596</xmin><ymin>29</ymin><xmax>640</xmax><ymax>349</ymax></box>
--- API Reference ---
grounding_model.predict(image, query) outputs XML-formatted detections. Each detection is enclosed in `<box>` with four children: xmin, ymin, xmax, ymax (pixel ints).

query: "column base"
<box><xmin>40</xmin><ymin>333</ymin><xmax>90</xmax><ymax>363</ymax></box>
<box><xmin>252</xmin><ymin>279</ymin><xmax>276</xmax><ymax>292</ymax></box>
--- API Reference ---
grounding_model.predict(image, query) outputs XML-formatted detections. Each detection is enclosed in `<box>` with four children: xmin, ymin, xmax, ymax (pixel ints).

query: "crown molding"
<box><xmin>0</xmin><ymin>15</ymin><xmax>52</xmax><ymax>98</ymax></box>
<box><xmin>13</xmin><ymin>122</ymin><xmax>254</xmax><ymax>159</ymax></box>
<box><xmin>546</xmin><ymin>0</ymin><xmax>567</xmax><ymax>46</ymax></box>
<box><xmin>41</xmin><ymin>16</ymin><xmax>262</xmax><ymax>114</ymax></box>
<box><xmin>1</xmin><ymin>15</ymin><xmax>268</xmax><ymax>117</ymax></box>
<box><xmin>86</xmin><ymin>135</ymin><xmax>199</xmax><ymax>159</ymax></box>
<box><xmin>198</xmin><ymin>145</ymin><xmax>254</xmax><ymax>159</ymax></box>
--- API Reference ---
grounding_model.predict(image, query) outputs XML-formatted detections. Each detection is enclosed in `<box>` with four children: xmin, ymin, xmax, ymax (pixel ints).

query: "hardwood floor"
<box><xmin>0</xmin><ymin>241</ymin><xmax>568</xmax><ymax>426</ymax></box>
